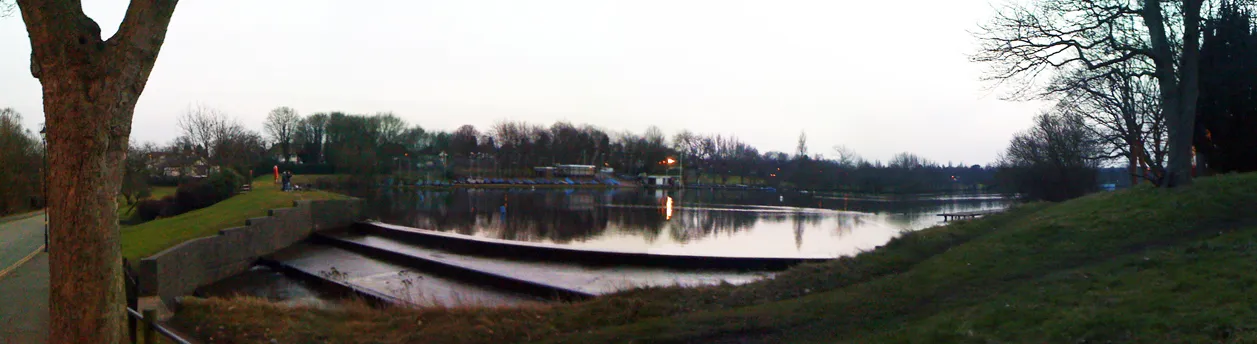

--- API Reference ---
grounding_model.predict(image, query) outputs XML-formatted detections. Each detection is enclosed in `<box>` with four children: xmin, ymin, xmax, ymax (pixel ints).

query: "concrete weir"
<box><xmin>260</xmin><ymin>242</ymin><xmax>543</xmax><ymax>306</ymax></box>
<box><xmin>355</xmin><ymin>221</ymin><xmax>835</xmax><ymax>270</ymax></box>
<box><xmin>137</xmin><ymin>199</ymin><xmax>364</xmax><ymax>305</ymax></box>
<box><xmin>307</xmin><ymin>222</ymin><xmax>822</xmax><ymax>300</ymax></box>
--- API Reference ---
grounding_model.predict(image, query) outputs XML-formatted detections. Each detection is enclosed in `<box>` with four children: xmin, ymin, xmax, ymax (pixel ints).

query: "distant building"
<box><xmin>146</xmin><ymin>151</ymin><xmax>212</xmax><ymax>178</ymax></box>
<box><xmin>556</xmin><ymin>164</ymin><xmax>596</xmax><ymax>176</ymax></box>
<box><xmin>642</xmin><ymin>175</ymin><xmax>679</xmax><ymax>188</ymax></box>
<box><xmin>534</xmin><ymin>166</ymin><xmax>557</xmax><ymax>177</ymax></box>
<box><xmin>535</xmin><ymin>164</ymin><xmax>598</xmax><ymax>177</ymax></box>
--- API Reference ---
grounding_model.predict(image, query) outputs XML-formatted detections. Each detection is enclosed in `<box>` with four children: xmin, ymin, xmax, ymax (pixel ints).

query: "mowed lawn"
<box><xmin>121</xmin><ymin>176</ymin><xmax>347</xmax><ymax>261</ymax></box>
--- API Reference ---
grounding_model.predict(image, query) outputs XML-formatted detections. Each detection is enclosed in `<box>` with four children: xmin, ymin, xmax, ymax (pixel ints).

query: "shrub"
<box><xmin>135</xmin><ymin>195</ymin><xmax>181</xmax><ymax>221</ymax></box>
<box><xmin>135</xmin><ymin>198</ymin><xmax>165</xmax><ymax>221</ymax></box>
<box><xmin>157</xmin><ymin>195</ymin><xmax>181</xmax><ymax>218</ymax></box>
<box><xmin>205</xmin><ymin>169</ymin><xmax>244</xmax><ymax>201</ymax></box>
<box><xmin>171</xmin><ymin>170</ymin><xmax>245</xmax><ymax>216</ymax></box>
<box><xmin>175</xmin><ymin>181</ymin><xmax>216</xmax><ymax>212</ymax></box>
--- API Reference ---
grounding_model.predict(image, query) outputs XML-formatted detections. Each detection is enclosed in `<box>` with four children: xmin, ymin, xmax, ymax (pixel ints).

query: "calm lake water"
<box><xmin>363</xmin><ymin>188</ymin><xmax>1010</xmax><ymax>259</ymax></box>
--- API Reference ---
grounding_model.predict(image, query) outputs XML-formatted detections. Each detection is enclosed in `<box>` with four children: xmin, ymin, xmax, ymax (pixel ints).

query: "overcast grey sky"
<box><xmin>0</xmin><ymin>0</ymin><xmax>1045</xmax><ymax>165</ymax></box>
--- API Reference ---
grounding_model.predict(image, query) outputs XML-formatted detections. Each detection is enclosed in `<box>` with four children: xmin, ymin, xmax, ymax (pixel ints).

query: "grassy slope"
<box><xmin>121</xmin><ymin>176</ymin><xmax>346</xmax><ymax>261</ymax></box>
<box><xmin>173</xmin><ymin>173</ymin><xmax>1257</xmax><ymax>344</ymax></box>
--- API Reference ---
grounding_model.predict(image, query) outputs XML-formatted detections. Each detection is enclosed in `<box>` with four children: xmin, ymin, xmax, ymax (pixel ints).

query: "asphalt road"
<box><xmin>0</xmin><ymin>212</ymin><xmax>48</xmax><ymax>344</ymax></box>
<box><xmin>0</xmin><ymin>213</ymin><xmax>45</xmax><ymax>271</ymax></box>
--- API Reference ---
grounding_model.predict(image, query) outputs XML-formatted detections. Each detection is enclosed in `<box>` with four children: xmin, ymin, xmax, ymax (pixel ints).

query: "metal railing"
<box><xmin>126</xmin><ymin>307</ymin><xmax>193</xmax><ymax>344</ymax></box>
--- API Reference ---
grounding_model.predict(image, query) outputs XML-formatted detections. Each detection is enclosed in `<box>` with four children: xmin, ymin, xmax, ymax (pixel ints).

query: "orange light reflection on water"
<box><xmin>665</xmin><ymin>196</ymin><xmax>674</xmax><ymax>220</ymax></box>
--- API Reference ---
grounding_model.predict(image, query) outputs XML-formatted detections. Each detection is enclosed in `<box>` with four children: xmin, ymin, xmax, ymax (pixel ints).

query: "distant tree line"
<box><xmin>266</xmin><ymin>111</ymin><xmax>1004</xmax><ymax>193</ymax></box>
<box><xmin>80</xmin><ymin>105</ymin><xmax>1000</xmax><ymax>194</ymax></box>
<box><xmin>0</xmin><ymin>108</ymin><xmax>44</xmax><ymax>216</ymax></box>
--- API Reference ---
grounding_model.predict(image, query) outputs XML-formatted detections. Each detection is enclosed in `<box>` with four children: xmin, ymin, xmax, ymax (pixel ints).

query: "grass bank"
<box><xmin>121</xmin><ymin>176</ymin><xmax>346</xmax><ymax>261</ymax></box>
<box><xmin>173</xmin><ymin>172</ymin><xmax>1257</xmax><ymax>343</ymax></box>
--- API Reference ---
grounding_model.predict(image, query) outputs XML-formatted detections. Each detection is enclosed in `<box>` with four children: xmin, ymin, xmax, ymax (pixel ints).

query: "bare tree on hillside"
<box><xmin>374</xmin><ymin>112</ymin><xmax>407</xmax><ymax>147</ymax></box>
<box><xmin>213</xmin><ymin>123</ymin><xmax>267</xmax><ymax>174</ymax></box>
<box><xmin>177</xmin><ymin>104</ymin><xmax>228</xmax><ymax>161</ymax></box>
<box><xmin>998</xmin><ymin>108</ymin><xmax>1103</xmax><ymax>201</ymax></box>
<box><xmin>796</xmin><ymin>131</ymin><xmax>808</xmax><ymax>159</ymax></box>
<box><xmin>295</xmin><ymin>113</ymin><xmax>329</xmax><ymax>163</ymax></box>
<box><xmin>120</xmin><ymin>140</ymin><xmax>158</xmax><ymax>207</ymax></box>
<box><xmin>1050</xmin><ymin>66</ymin><xmax>1168</xmax><ymax>185</ymax></box>
<box><xmin>974</xmin><ymin>0</ymin><xmax>1205</xmax><ymax>187</ymax></box>
<box><xmin>831</xmin><ymin>145</ymin><xmax>862</xmax><ymax>168</ymax></box>
<box><xmin>264</xmin><ymin>106</ymin><xmax>299</xmax><ymax>161</ymax></box>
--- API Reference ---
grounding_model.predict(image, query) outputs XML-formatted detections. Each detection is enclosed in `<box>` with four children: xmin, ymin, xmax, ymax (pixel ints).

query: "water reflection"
<box><xmin>362</xmin><ymin>189</ymin><xmax>1010</xmax><ymax>258</ymax></box>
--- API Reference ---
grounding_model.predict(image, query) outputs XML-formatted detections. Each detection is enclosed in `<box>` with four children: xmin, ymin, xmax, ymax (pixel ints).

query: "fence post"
<box><xmin>142</xmin><ymin>309</ymin><xmax>156</xmax><ymax>344</ymax></box>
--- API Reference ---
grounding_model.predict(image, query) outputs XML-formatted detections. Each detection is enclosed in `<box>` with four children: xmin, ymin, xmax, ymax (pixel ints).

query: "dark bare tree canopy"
<box><xmin>177</xmin><ymin>103</ymin><xmax>227</xmax><ymax>160</ymax></box>
<box><xmin>974</xmin><ymin>0</ymin><xmax>1204</xmax><ymax>187</ymax></box>
<box><xmin>998</xmin><ymin>109</ymin><xmax>1103</xmax><ymax>201</ymax></box>
<box><xmin>796</xmin><ymin>131</ymin><xmax>808</xmax><ymax>159</ymax></box>
<box><xmin>1051</xmin><ymin>65</ymin><xmax>1168</xmax><ymax>185</ymax></box>
<box><xmin>264</xmin><ymin>106</ymin><xmax>299</xmax><ymax>161</ymax></box>
<box><xmin>295</xmin><ymin>112</ymin><xmax>329</xmax><ymax>164</ymax></box>
<box><xmin>0</xmin><ymin>108</ymin><xmax>44</xmax><ymax>215</ymax></box>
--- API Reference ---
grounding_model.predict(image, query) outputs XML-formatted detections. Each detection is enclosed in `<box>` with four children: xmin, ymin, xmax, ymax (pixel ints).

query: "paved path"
<box><xmin>0</xmin><ymin>213</ymin><xmax>45</xmax><ymax>272</ymax></box>
<box><xmin>0</xmin><ymin>213</ymin><xmax>48</xmax><ymax>344</ymax></box>
<box><xmin>0</xmin><ymin>253</ymin><xmax>47</xmax><ymax>343</ymax></box>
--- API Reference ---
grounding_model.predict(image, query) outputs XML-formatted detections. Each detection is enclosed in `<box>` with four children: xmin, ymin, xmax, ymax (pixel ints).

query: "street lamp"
<box><xmin>663</xmin><ymin>157</ymin><xmax>685</xmax><ymax>187</ymax></box>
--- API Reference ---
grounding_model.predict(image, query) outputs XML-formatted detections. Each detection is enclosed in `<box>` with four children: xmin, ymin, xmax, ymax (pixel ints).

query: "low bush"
<box><xmin>155</xmin><ymin>170</ymin><xmax>248</xmax><ymax>220</ymax></box>
<box><xmin>135</xmin><ymin>195</ymin><xmax>182</xmax><ymax>221</ymax></box>
<box><xmin>157</xmin><ymin>195</ymin><xmax>181</xmax><ymax>218</ymax></box>
<box><xmin>175</xmin><ymin>181</ymin><xmax>216</xmax><ymax>211</ymax></box>
<box><xmin>206</xmin><ymin>169</ymin><xmax>245</xmax><ymax>200</ymax></box>
<box><xmin>134</xmin><ymin>198</ymin><xmax>165</xmax><ymax>222</ymax></box>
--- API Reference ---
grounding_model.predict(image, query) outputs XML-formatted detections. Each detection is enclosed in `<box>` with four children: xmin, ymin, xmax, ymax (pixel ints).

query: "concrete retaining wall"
<box><xmin>138</xmin><ymin>199</ymin><xmax>363</xmax><ymax>303</ymax></box>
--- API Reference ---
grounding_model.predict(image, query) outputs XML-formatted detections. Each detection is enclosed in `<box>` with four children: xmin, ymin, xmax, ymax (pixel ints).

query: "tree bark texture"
<box><xmin>15</xmin><ymin>1</ymin><xmax>177</xmax><ymax>343</ymax></box>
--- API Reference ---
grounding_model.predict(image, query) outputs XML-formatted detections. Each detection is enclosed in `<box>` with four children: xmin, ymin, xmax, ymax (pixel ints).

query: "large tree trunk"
<box><xmin>45</xmin><ymin>87</ymin><xmax>131</xmax><ymax>343</ymax></box>
<box><xmin>1165</xmin><ymin>0</ymin><xmax>1203</xmax><ymax>187</ymax></box>
<box><xmin>17</xmin><ymin>1</ymin><xmax>178</xmax><ymax>343</ymax></box>
<box><xmin>1143</xmin><ymin>0</ymin><xmax>1202</xmax><ymax>188</ymax></box>
<box><xmin>1164</xmin><ymin>107</ymin><xmax>1197</xmax><ymax>187</ymax></box>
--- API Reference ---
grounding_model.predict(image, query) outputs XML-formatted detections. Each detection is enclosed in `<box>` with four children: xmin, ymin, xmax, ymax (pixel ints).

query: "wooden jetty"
<box><xmin>937</xmin><ymin>209</ymin><xmax>1004</xmax><ymax>222</ymax></box>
